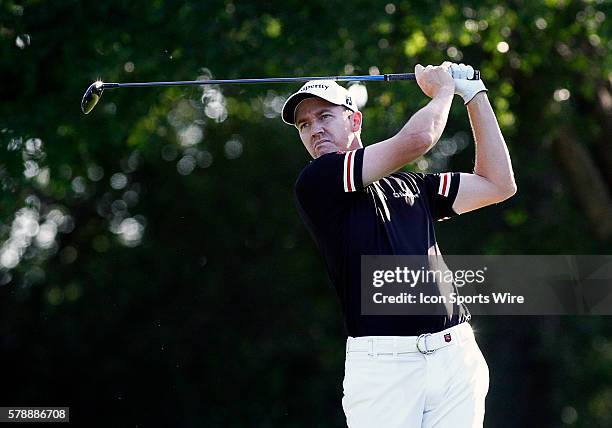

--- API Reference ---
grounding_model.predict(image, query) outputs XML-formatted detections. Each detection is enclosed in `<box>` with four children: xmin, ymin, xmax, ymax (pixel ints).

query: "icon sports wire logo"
<box><xmin>361</xmin><ymin>255</ymin><xmax>612</xmax><ymax>316</ymax></box>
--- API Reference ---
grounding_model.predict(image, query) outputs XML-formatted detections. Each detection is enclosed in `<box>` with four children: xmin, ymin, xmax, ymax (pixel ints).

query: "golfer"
<box><xmin>281</xmin><ymin>62</ymin><xmax>516</xmax><ymax>428</ymax></box>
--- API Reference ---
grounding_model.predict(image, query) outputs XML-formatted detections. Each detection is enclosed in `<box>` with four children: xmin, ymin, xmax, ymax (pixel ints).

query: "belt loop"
<box><xmin>393</xmin><ymin>337</ymin><xmax>398</xmax><ymax>358</ymax></box>
<box><xmin>372</xmin><ymin>337</ymin><xmax>379</xmax><ymax>358</ymax></box>
<box><xmin>368</xmin><ymin>337</ymin><xmax>374</xmax><ymax>357</ymax></box>
<box><xmin>462</xmin><ymin>322</ymin><xmax>473</xmax><ymax>342</ymax></box>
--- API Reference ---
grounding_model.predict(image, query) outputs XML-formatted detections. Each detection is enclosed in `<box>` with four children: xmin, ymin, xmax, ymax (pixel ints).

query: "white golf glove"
<box><xmin>448</xmin><ymin>63</ymin><xmax>487</xmax><ymax>104</ymax></box>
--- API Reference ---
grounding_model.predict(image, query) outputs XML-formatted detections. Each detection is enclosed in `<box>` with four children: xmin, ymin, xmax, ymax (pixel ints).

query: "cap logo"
<box><xmin>345</xmin><ymin>96</ymin><xmax>352</xmax><ymax>106</ymax></box>
<box><xmin>300</xmin><ymin>84</ymin><xmax>329</xmax><ymax>92</ymax></box>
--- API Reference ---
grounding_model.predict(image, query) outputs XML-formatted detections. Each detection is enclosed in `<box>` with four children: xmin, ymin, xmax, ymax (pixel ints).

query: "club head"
<box><xmin>81</xmin><ymin>81</ymin><xmax>104</xmax><ymax>114</ymax></box>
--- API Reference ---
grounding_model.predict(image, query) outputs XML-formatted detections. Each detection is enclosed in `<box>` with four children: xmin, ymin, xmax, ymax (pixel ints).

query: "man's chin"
<box><xmin>314</xmin><ymin>146</ymin><xmax>335</xmax><ymax>158</ymax></box>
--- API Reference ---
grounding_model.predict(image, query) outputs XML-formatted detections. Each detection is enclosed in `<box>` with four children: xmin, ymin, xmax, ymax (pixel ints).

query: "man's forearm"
<box><xmin>467</xmin><ymin>93</ymin><xmax>516</xmax><ymax>193</ymax></box>
<box><xmin>398</xmin><ymin>86</ymin><xmax>455</xmax><ymax>151</ymax></box>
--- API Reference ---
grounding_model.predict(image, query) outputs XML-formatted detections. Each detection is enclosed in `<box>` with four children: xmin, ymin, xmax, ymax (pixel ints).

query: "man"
<box><xmin>281</xmin><ymin>63</ymin><xmax>516</xmax><ymax>428</ymax></box>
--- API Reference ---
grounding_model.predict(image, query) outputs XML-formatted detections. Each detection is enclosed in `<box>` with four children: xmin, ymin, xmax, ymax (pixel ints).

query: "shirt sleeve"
<box><xmin>294</xmin><ymin>149</ymin><xmax>364</xmax><ymax>228</ymax></box>
<box><xmin>422</xmin><ymin>172</ymin><xmax>461</xmax><ymax>221</ymax></box>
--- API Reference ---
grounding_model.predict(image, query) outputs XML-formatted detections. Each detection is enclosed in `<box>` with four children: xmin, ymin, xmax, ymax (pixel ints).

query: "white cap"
<box><xmin>281</xmin><ymin>80</ymin><xmax>359</xmax><ymax>125</ymax></box>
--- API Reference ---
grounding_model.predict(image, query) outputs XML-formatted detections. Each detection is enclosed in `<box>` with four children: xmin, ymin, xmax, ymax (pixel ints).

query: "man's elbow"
<box><xmin>496</xmin><ymin>181</ymin><xmax>517</xmax><ymax>202</ymax></box>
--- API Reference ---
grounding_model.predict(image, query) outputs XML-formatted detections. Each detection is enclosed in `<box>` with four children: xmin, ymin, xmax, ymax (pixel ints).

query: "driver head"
<box><xmin>81</xmin><ymin>81</ymin><xmax>104</xmax><ymax>114</ymax></box>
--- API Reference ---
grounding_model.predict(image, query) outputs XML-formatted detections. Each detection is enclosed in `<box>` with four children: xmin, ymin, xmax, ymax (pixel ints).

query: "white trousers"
<box><xmin>342</xmin><ymin>323</ymin><xmax>489</xmax><ymax>428</ymax></box>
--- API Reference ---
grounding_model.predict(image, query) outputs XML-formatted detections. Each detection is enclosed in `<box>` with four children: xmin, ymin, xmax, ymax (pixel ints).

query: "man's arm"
<box><xmin>452</xmin><ymin>92</ymin><xmax>517</xmax><ymax>214</ymax></box>
<box><xmin>362</xmin><ymin>64</ymin><xmax>455</xmax><ymax>187</ymax></box>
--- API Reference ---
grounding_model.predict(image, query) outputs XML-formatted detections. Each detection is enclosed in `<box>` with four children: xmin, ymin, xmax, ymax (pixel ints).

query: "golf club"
<box><xmin>81</xmin><ymin>70</ymin><xmax>481</xmax><ymax>115</ymax></box>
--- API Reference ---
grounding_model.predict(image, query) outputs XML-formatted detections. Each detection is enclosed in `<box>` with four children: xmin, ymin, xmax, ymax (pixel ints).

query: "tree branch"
<box><xmin>552</xmin><ymin>129</ymin><xmax>612</xmax><ymax>241</ymax></box>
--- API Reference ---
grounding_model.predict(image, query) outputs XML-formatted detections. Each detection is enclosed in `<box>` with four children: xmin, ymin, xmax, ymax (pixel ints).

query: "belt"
<box><xmin>346</xmin><ymin>322</ymin><xmax>472</xmax><ymax>356</ymax></box>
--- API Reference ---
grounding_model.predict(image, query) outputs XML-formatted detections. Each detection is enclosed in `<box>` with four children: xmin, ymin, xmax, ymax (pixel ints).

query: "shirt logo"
<box><xmin>392</xmin><ymin>190</ymin><xmax>419</xmax><ymax>206</ymax></box>
<box><xmin>392</xmin><ymin>190</ymin><xmax>415</xmax><ymax>198</ymax></box>
<box><xmin>444</xmin><ymin>333</ymin><xmax>452</xmax><ymax>343</ymax></box>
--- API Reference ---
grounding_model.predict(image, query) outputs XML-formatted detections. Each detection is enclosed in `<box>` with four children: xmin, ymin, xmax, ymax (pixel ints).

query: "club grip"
<box><xmin>385</xmin><ymin>70</ymin><xmax>481</xmax><ymax>81</ymax></box>
<box><xmin>385</xmin><ymin>73</ymin><xmax>416</xmax><ymax>81</ymax></box>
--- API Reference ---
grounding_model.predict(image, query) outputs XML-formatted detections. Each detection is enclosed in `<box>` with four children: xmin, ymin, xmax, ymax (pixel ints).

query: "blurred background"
<box><xmin>1</xmin><ymin>0</ymin><xmax>611</xmax><ymax>426</ymax></box>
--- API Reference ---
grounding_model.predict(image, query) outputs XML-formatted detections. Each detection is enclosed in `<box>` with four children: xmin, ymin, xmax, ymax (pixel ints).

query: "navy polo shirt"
<box><xmin>295</xmin><ymin>148</ymin><xmax>470</xmax><ymax>337</ymax></box>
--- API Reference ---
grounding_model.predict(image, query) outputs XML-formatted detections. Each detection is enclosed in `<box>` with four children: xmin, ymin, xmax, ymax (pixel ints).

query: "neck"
<box><xmin>347</xmin><ymin>135</ymin><xmax>363</xmax><ymax>151</ymax></box>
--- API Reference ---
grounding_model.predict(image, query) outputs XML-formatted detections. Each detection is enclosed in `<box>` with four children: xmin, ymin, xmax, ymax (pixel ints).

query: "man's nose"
<box><xmin>310</xmin><ymin>122</ymin><xmax>324</xmax><ymax>137</ymax></box>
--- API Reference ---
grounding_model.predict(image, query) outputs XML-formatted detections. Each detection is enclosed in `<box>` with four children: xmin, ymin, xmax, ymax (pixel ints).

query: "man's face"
<box><xmin>294</xmin><ymin>98</ymin><xmax>360</xmax><ymax>159</ymax></box>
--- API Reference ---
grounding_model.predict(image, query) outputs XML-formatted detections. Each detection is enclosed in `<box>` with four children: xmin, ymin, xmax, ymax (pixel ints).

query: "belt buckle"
<box><xmin>417</xmin><ymin>333</ymin><xmax>435</xmax><ymax>355</ymax></box>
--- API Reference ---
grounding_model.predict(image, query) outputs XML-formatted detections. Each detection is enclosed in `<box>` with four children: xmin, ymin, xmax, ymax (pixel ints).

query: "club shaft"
<box><xmin>102</xmin><ymin>74</ymin><xmax>417</xmax><ymax>89</ymax></box>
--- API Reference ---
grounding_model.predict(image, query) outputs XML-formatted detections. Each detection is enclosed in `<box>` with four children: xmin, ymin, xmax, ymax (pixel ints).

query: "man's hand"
<box><xmin>415</xmin><ymin>64</ymin><xmax>455</xmax><ymax>98</ymax></box>
<box><xmin>448</xmin><ymin>63</ymin><xmax>488</xmax><ymax>105</ymax></box>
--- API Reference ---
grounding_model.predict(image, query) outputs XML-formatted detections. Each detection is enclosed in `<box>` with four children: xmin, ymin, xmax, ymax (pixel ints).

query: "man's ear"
<box><xmin>351</xmin><ymin>111</ymin><xmax>362</xmax><ymax>132</ymax></box>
